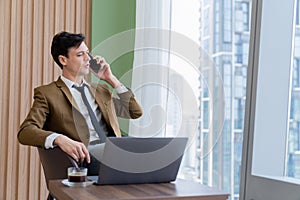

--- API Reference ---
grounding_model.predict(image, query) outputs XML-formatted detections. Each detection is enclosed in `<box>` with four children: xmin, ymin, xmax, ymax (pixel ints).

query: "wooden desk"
<box><xmin>49</xmin><ymin>179</ymin><xmax>229</xmax><ymax>200</ymax></box>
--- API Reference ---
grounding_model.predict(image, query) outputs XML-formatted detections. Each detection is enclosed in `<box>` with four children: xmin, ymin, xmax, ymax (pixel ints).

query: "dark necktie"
<box><xmin>72</xmin><ymin>84</ymin><xmax>106</xmax><ymax>143</ymax></box>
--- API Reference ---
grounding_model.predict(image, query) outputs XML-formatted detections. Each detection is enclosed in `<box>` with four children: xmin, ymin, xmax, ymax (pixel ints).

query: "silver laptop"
<box><xmin>89</xmin><ymin>137</ymin><xmax>188</xmax><ymax>185</ymax></box>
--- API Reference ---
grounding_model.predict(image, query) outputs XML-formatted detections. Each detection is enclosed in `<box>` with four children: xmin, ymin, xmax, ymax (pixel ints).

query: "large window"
<box><xmin>130</xmin><ymin>1</ymin><xmax>252</xmax><ymax>199</ymax></box>
<box><xmin>130</xmin><ymin>0</ymin><xmax>300</xmax><ymax>199</ymax></box>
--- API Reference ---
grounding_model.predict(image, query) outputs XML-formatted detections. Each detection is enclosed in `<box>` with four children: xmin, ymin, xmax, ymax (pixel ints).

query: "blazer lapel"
<box><xmin>55</xmin><ymin>77</ymin><xmax>80</xmax><ymax>111</ymax></box>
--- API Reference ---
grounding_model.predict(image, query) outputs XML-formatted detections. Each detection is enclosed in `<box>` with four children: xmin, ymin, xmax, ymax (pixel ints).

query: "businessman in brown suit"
<box><xmin>18</xmin><ymin>31</ymin><xmax>143</xmax><ymax>171</ymax></box>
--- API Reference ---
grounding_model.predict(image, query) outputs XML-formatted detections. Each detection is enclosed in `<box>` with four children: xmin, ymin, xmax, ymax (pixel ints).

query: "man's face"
<box><xmin>63</xmin><ymin>42</ymin><xmax>90</xmax><ymax>76</ymax></box>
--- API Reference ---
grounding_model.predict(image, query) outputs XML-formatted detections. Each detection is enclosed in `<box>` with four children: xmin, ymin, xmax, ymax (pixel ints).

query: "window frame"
<box><xmin>240</xmin><ymin>0</ymin><xmax>300</xmax><ymax>199</ymax></box>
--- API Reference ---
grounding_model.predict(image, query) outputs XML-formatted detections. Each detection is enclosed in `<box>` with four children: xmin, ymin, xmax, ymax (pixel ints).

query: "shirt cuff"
<box><xmin>45</xmin><ymin>133</ymin><xmax>61</xmax><ymax>149</ymax></box>
<box><xmin>115</xmin><ymin>84</ymin><xmax>128</xmax><ymax>94</ymax></box>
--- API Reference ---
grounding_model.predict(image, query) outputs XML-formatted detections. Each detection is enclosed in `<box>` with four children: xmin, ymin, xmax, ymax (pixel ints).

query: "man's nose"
<box><xmin>84</xmin><ymin>52</ymin><xmax>90</xmax><ymax>61</ymax></box>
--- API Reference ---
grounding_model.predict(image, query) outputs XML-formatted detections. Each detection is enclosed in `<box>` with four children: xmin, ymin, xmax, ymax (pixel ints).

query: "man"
<box><xmin>18</xmin><ymin>31</ymin><xmax>143</xmax><ymax>172</ymax></box>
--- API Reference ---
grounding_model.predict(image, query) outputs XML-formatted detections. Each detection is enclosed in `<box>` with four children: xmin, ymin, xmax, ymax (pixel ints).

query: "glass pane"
<box><xmin>170</xmin><ymin>0</ymin><xmax>252</xmax><ymax>199</ymax></box>
<box><xmin>198</xmin><ymin>0</ymin><xmax>252</xmax><ymax>199</ymax></box>
<box><xmin>287</xmin><ymin>0</ymin><xmax>300</xmax><ymax>178</ymax></box>
<box><xmin>171</xmin><ymin>0</ymin><xmax>251</xmax><ymax>200</ymax></box>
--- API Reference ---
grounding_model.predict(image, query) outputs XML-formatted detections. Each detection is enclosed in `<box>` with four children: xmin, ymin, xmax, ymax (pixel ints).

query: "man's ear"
<box><xmin>58</xmin><ymin>55</ymin><xmax>68</xmax><ymax>66</ymax></box>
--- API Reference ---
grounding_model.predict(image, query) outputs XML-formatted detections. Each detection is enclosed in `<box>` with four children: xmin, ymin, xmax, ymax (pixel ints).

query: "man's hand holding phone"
<box><xmin>88</xmin><ymin>53</ymin><xmax>121</xmax><ymax>88</ymax></box>
<box><xmin>88</xmin><ymin>53</ymin><xmax>110</xmax><ymax>79</ymax></box>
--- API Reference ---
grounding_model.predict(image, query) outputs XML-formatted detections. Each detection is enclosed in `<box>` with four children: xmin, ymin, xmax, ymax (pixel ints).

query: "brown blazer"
<box><xmin>18</xmin><ymin>77</ymin><xmax>143</xmax><ymax>147</ymax></box>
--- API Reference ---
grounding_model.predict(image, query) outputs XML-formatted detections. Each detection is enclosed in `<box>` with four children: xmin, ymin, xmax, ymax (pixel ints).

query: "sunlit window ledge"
<box><xmin>252</xmin><ymin>174</ymin><xmax>300</xmax><ymax>185</ymax></box>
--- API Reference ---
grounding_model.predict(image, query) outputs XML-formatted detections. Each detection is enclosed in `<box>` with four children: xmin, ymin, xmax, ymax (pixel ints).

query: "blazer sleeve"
<box><xmin>17</xmin><ymin>88</ymin><xmax>53</xmax><ymax>147</ymax></box>
<box><xmin>113</xmin><ymin>88</ymin><xmax>143</xmax><ymax>119</ymax></box>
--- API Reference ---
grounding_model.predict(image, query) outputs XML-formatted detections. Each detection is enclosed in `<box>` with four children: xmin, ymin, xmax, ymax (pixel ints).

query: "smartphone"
<box><xmin>88</xmin><ymin>53</ymin><xmax>100</xmax><ymax>73</ymax></box>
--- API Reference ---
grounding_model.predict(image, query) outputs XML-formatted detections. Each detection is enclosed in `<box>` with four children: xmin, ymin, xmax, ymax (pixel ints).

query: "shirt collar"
<box><xmin>60</xmin><ymin>75</ymin><xmax>90</xmax><ymax>90</ymax></box>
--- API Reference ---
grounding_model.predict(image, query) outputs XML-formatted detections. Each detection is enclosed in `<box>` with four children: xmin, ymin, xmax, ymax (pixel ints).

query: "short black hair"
<box><xmin>51</xmin><ymin>31</ymin><xmax>86</xmax><ymax>69</ymax></box>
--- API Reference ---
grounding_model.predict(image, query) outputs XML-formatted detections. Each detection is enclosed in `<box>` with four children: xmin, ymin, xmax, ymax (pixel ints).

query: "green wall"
<box><xmin>91</xmin><ymin>0</ymin><xmax>136</xmax><ymax>82</ymax></box>
<box><xmin>91</xmin><ymin>0</ymin><xmax>136</xmax><ymax>135</ymax></box>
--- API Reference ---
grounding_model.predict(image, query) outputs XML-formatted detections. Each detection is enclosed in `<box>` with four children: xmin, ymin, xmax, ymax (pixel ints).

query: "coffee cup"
<box><xmin>67</xmin><ymin>167</ymin><xmax>87</xmax><ymax>182</ymax></box>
